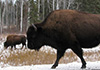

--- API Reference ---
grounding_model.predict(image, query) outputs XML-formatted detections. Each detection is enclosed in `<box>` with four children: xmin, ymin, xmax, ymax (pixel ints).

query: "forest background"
<box><xmin>0</xmin><ymin>0</ymin><xmax>100</xmax><ymax>34</ymax></box>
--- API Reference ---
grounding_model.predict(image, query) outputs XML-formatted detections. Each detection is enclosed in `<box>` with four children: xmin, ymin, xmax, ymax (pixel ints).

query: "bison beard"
<box><xmin>27</xmin><ymin>9</ymin><xmax>100</xmax><ymax>69</ymax></box>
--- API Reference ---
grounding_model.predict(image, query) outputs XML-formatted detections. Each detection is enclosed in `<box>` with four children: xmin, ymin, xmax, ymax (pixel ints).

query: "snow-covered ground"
<box><xmin>0</xmin><ymin>36</ymin><xmax>100</xmax><ymax>70</ymax></box>
<box><xmin>0</xmin><ymin>61</ymin><xmax>100</xmax><ymax>70</ymax></box>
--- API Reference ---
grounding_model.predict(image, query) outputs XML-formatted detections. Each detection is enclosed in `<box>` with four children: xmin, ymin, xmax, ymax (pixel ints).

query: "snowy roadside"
<box><xmin>0</xmin><ymin>61</ymin><xmax>100</xmax><ymax>70</ymax></box>
<box><xmin>0</xmin><ymin>37</ymin><xmax>100</xmax><ymax>70</ymax></box>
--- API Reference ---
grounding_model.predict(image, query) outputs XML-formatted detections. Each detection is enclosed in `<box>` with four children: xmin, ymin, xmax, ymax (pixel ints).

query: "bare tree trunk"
<box><xmin>27</xmin><ymin>0</ymin><xmax>30</xmax><ymax>24</ymax></box>
<box><xmin>1</xmin><ymin>6</ymin><xmax>5</xmax><ymax>34</ymax></box>
<box><xmin>53</xmin><ymin>0</ymin><xmax>55</xmax><ymax>10</ymax></box>
<box><xmin>11</xmin><ymin>2</ymin><xmax>13</xmax><ymax>25</ymax></box>
<box><xmin>5</xmin><ymin>0</ymin><xmax>9</xmax><ymax>27</ymax></box>
<box><xmin>0</xmin><ymin>1</ymin><xmax>2</xmax><ymax>34</ymax></box>
<box><xmin>67</xmin><ymin>0</ymin><xmax>75</xmax><ymax>9</ymax></box>
<box><xmin>13</xmin><ymin>5</ymin><xmax>16</xmax><ymax>25</ymax></box>
<box><xmin>63</xmin><ymin>0</ymin><xmax>66</xmax><ymax>9</ymax></box>
<box><xmin>76</xmin><ymin>2</ymin><xmax>81</xmax><ymax>10</ymax></box>
<box><xmin>67</xmin><ymin>0</ymin><xmax>71</xmax><ymax>9</ymax></box>
<box><xmin>38</xmin><ymin>0</ymin><xmax>40</xmax><ymax>20</ymax></box>
<box><xmin>20</xmin><ymin>0</ymin><xmax>23</xmax><ymax>33</ymax></box>
<box><xmin>42</xmin><ymin>0</ymin><xmax>45</xmax><ymax>20</ymax></box>
<box><xmin>47</xmin><ymin>0</ymin><xmax>50</xmax><ymax>12</ymax></box>
<box><xmin>16</xmin><ymin>4</ymin><xmax>18</xmax><ymax>28</ymax></box>
<box><xmin>56</xmin><ymin>0</ymin><xmax>59</xmax><ymax>10</ymax></box>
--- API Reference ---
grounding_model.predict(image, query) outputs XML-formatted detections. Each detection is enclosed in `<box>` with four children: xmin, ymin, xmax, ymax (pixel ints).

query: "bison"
<box><xmin>4</xmin><ymin>34</ymin><xmax>26</xmax><ymax>50</ymax></box>
<box><xmin>26</xmin><ymin>9</ymin><xmax>100</xmax><ymax>69</ymax></box>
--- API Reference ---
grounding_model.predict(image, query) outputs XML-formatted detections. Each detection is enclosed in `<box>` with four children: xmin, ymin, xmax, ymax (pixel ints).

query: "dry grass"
<box><xmin>84</xmin><ymin>50</ymin><xmax>100</xmax><ymax>61</ymax></box>
<box><xmin>0</xmin><ymin>49</ymin><xmax>56</xmax><ymax>66</ymax></box>
<box><xmin>0</xmin><ymin>34</ymin><xmax>100</xmax><ymax>66</ymax></box>
<box><xmin>0</xmin><ymin>48</ymin><xmax>100</xmax><ymax>67</ymax></box>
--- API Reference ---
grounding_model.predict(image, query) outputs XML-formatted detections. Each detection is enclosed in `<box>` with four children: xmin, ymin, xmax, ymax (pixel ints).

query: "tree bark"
<box><xmin>38</xmin><ymin>0</ymin><xmax>40</xmax><ymax>20</ymax></box>
<box><xmin>1</xmin><ymin>5</ymin><xmax>5</xmax><ymax>34</ymax></box>
<box><xmin>20</xmin><ymin>0</ymin><xmax>23</xmax><ymax>33</ymax></box>
<box><xmin>0</xmin><ymin>1</ymin><xmax>2</xmax><ymax>34</ymax></box>
<box><xmin>56</xmin><ymin>0</ymin><xmax>59</xmax><ymax>10</ymax></box>
<box><xmin>5</xmin><ymin>0</ymin><xmax>9</xmax><ymax>27</ymax></box>
<box><xmin>63</xmin><ymin>0</ymin><xmax>66</xmax><ymax>9</ymax></box>
<box><xmin>42</xmin><ymin>0</ymin><xmax>45</xmax><ymax>20</ymax></box>
<box><xmin>53</xmin><ymin>0</ymin><xmax>55</xmax><ymax>10</ymax></box>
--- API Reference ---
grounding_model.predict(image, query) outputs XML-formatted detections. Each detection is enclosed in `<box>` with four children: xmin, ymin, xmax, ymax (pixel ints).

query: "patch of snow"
<box><xmin>40</xmin><ymin>45</ymin><xmax>57</xmax><ymax>53</ymax></box>
<box><xmin>0</xmin><ymin>61</ymin><xmax>100</xmax><ymax>70</ymax></box>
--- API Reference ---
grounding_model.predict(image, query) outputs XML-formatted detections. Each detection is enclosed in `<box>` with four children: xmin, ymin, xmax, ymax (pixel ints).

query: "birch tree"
<box><xmin>67</xmin><ymin>0</ymin><xmax>71</xmax><ymax>9</ymax></box>
<box><xmin>9</xmin><ymin>0</ymin><xmax>13</xmax><ymax>26</ymax></box>
<box><xmin>13</xmin><ymin>3</ymin><xmax>16</xmax><ymax>25</ymax></box>
<box><xmin>5</xmin><ymin>0</ymin><xmax>9</xmax><ymax>26</ymax></box>
<box><xmin>53</xmin><ymin>0</ymin><xmax>55</xmax><ymax>10</ymax></box>
<box><xmin>76</xmin><ymin>2</ymin><xmax>81</xmax><ymax>10</ymax></box>
<box><xmin>15</xmin><ymin>2</ymin><xmax>18</xmax><ymax>28</ymax></box>
<box><xmin>20</xmin><ymin>0</ymin><xmax>23</xmax><ymax>32</ymax></box>
<box><xmin>47</xmin><ymin>0</ymin><xmax>50</xmax><ymax>12</ymax></box>
<box><xmin>38</xmin><ymin>0</ymin><xmax>40</xmax><ymax>20</ymax></box>
<box><xmin>56</xmin><ymin>0</ymin><xmax>59</xmax><ymax>10</ymax></box>
<box><xmin>42</xmin><ymin>0</ymin><xmax>45</xmax><ymax>20</ymax></box>
<box><xmin>0</xmin><ymin>1</ymin><xmax>2</xmax><ymax>34</ymax></box>
<box><xmin>63</xmin><ymin>0</ymin><xmax>66</xmax><ymax>9</ymax></box>
<box><xmin>1</xmin><ymin>3</ymin><xmax>5</xmax><ymax>34</ymax></box>
<box><xmin>67</xmin><ymin>0</ymin><xmax>75</xmax><ymax>9</ymax></box>
<box><xmin>27</xmin><ymin>0</ymin><xmax>30</xmax><ymax>24</ymax></box>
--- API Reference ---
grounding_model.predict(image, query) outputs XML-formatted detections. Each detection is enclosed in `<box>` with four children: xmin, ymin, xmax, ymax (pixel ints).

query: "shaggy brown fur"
<box><xmin>27</xmin><ymin>9</ymin><xmax>100</xmax><ymax>69</ymax></box>
<box><xmin>4</xmin><ymin>35</ymin><xmax>26</xmax><ymax>50</ymax></box>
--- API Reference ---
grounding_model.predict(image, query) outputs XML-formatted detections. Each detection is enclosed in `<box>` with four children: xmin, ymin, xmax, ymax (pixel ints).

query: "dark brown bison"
<box><xmin>4</xmin><ymin>34</ymin><xmax>26</xmax><ymax>50</ymax></box>
<box><xmin>26</xmin><ymin>9</ymin><xmax>100</xmax><ymax>69</ymax></box>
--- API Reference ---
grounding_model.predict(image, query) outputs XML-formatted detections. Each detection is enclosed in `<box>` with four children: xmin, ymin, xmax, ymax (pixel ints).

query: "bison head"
<box><xmin>27</xmin><ymin>24</ymin><xmax>43</xmax><ymax>51</ymax></box>
<box><xmin>4</xmin><ymin>42</ymin><xmax>9</xmax><ymax>49</ymax></box>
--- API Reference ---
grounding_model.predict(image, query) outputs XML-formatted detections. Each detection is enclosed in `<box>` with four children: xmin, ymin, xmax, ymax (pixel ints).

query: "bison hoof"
<box><xmin>51</xmin><ymin>65</ymin><xmax>57</xmax><ymax>69</ymax></box>
<box><xmin>81</xmin><ymin>65</ymin><xmax>86</xmax><ymax>69</ymax></box>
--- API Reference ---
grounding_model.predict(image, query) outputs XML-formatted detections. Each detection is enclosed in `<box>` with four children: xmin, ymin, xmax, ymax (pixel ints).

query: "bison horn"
<box><xmin>32</xmin><ymin>24</ymin><xmax>37</xmax><ymax>31</ymax></box>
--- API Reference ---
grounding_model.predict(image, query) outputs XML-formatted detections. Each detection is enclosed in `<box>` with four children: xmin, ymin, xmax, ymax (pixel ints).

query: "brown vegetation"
<box><xmin>0</xmin><ymin>48</ymin><xmax>100</xmax><ymax>66</ymax></box>
<box><xmin>0</xmin><ymin>35</ymin><xmax>100</xmax><ymax>67</ymax></box>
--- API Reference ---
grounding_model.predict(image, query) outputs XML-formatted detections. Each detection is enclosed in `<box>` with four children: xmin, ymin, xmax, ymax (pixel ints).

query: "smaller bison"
<box><xmin>4</xmin><ymin>34</ymin><xmax>26</xmax><ymax>50</ymax></box>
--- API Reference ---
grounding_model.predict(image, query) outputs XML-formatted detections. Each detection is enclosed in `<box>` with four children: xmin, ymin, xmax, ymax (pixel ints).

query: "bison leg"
<box><xmin>21</xmin><ymin>43</ymin><xmax>26</xmax><ymax>49</ymax></box>
<box><xmin>21</xmin><ymin>46</ymin><xmax>24</xmax><ymax>49</ymax></box>
<box><xmin>11</xmin><ymin>46</ymin><xmax>13</xmax><ymax>50</ymax></box>
<box><xmin>24</xmin><ymin>44</ymin><xmax>27</xmax><ymax>49</ymax></box>
<box><xmin>51</xmin><ymin>50</ymin><xmax>65</xmax><ymax>69</ymax></box>
<box><xmin>14</xmin><ymin>45</ymin><xmax>16</xmax><ymax>50</ymax></box>
<box><xmin>71</xmin><ymin>45</ymin><xmax>86</xmax><ymax>69</ymax></box>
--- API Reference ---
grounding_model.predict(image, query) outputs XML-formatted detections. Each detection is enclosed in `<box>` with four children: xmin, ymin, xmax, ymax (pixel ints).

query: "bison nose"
<box><xmin>27</xmin><ymin>43</ymin><xmax>35</xmax><ymax>49</ymax></box>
